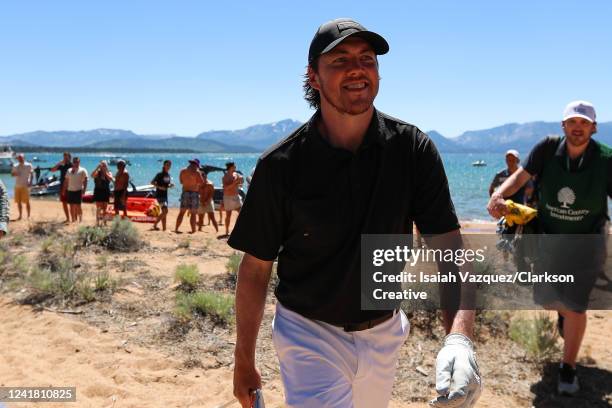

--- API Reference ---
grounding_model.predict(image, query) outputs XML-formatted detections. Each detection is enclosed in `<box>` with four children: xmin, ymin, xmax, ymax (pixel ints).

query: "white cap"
<box><xmin>563</xmin><ymin>100</ymin><xmax>596</xmax><ymax>123</ymax></box>
<box><xmin>505</xmin><ymin>149</ymin><xmax>519</xmax><ymax>159</ymax></box>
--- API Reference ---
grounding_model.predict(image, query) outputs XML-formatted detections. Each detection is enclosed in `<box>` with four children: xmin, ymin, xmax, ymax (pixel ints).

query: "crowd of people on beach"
<box><xmin>0</xmin><ymin>153</ymin><xmax>243</xmax><ymax>237</ymax></box>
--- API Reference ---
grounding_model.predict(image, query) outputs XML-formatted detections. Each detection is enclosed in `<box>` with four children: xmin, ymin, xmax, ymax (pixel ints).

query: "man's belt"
<box><xmin>336</xmin><ymin>311</ymin><xmax>395</xmax><ymax>332</ymax></box>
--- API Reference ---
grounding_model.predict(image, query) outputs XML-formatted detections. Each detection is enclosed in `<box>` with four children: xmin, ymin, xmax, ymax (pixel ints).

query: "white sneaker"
<box><xmin>557</xmin><ymin>363</ymin><xmax>580</xmax><ymax>396</ymax></box>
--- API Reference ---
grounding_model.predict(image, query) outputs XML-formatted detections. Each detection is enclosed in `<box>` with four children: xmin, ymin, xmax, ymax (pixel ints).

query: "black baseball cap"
<box><xmin>308</xmin><ymin>18</ymin><xmax>389</xmax><ymax>64</ymax></box>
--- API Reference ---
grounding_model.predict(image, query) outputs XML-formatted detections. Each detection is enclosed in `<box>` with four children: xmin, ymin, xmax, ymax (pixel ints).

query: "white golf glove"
<box><xmin>429</xmin><ymin>333</ymin><xmax>482</xmax><ymax>408</ymax></box>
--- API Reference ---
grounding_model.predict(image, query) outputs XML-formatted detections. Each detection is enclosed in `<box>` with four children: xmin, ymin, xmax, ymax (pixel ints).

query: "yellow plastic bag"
<box><xmin>504</xmin><ymin>200</ymin><xmax>537</xmax><ymax>227</ymax></box>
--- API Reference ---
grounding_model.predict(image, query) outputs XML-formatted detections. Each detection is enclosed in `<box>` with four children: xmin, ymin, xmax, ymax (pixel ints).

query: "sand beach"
<box><xmin>0</xmin><ymin>199</ymin><xmax>610</xmax><ymax>408</ymax></box>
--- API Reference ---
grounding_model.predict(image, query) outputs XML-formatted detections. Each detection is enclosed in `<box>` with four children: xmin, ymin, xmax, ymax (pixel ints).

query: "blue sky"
<box><xmin>1</xmin><ymin>0</ymin><xmax>611</xmax><ymax>137</ymax></box>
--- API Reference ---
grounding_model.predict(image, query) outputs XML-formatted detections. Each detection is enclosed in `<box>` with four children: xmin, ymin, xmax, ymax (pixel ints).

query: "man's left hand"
<box><xmin>430</xmin><ymin>333</ymin><xmax>482</xmax><ymax>407</ymax></box>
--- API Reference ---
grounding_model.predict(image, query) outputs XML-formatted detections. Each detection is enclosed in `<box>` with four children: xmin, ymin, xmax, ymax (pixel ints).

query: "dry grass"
<box><xmin>509</xmin><ymin>313</ymin><xmax>560</xmax><ymax>362</ymax></box>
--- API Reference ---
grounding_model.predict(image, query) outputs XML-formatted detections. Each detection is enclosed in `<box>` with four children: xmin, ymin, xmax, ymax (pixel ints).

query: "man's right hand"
<box><xmin>486</xmin><ymin>192</ymin><xmax>507</xmax><ymax>219</ymax></box>
<box><xmin>233</xmin><ymin>360</ymin><xmax>262</xmax><ymax>407</ymax></box>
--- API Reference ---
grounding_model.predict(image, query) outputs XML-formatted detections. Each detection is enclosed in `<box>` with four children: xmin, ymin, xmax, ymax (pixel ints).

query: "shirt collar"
<box><xmin>305</xmin><ymin>108</ymin><xmax>387</xmax><ymax>150</ymax></box>
<box><xmin>555</xmin><ymin>137</ymin><xmax>596</xmax><ymax>161</ymax></box>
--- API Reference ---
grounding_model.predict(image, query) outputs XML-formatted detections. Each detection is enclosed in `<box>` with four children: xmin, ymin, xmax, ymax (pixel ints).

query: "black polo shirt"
<box><xmin>228</xmin><ymin>109</ymin><xmax>460</xmax><ymax>325</ymax></box>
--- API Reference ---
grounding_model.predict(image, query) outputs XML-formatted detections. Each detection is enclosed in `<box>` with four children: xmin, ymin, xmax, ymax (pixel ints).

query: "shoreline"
<box><xmin>12</xmin><ymin>197</ymin><xmax>499</xmax><ymax>232</ymax></box>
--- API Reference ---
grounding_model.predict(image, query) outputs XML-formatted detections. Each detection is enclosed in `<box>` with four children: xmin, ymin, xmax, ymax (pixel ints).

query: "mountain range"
<box><xmin>2</xmin><ymin>119</ymin><xmax>611</xmax><ymax>153</ymax></box>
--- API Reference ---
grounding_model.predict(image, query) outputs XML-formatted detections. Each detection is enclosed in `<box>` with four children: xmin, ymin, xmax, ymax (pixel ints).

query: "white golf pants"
<box><xmin>272</xmin><ymin>302</ymin><xmax>410</xmax><ymax>408</ymax></box>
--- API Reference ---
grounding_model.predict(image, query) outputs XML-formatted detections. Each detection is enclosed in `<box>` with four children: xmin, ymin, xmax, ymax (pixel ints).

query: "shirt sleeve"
<box><xmin>411</xmin><ymin>131</ymin><xmax>460</xmax><ymax>234</ymax></box>
<box><xmin>0</xmin><ymin>181</ymin><xmax>9</xmax><ymax>234</ymax></box>
<box><xmin>228</xmin><ymin>156</ymin><xmax>285</xmax><ymax>261</ymax></box>
<box><xmin>523</xmin><ymin>137</ymin><xmax>558</xmax><ymax>177</ymax></box>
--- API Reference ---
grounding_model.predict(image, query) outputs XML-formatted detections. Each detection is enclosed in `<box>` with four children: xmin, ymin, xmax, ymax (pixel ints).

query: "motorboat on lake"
<box><xmin>0</xmin><ymin>145</ymin><xmax>15</xmax><ymax>173</ymax></box>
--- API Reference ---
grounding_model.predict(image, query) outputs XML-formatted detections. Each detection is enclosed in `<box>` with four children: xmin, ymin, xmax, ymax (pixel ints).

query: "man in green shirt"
<box><xmin>487</xmin><ymin>100</ymin><xmax>610</xmax><ymax>396</ymax></box>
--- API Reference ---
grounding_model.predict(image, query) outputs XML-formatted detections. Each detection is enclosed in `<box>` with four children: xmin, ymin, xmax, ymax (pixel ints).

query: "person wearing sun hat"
<box><xmin>488</xmin><ymin>100</ymin><xmax>611</xmax><ymax>396</ymax></box>
<box><xmin>230</xmin><ymin>17</ymin><xmax>480</xmax><ymax>408</ymax></box>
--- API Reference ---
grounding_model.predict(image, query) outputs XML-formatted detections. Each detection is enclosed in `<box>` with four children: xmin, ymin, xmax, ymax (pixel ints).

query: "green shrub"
<box><xmin>93</xmin><ymin>270</ymin><xmax>115</xmax><ymax>292</ymax></box>
<box><xmin>175</xmin><ymin>264</ymin><xmax>200</xmax><ymax>291</ymax></box>
<box><xmin>174</xmin><ymin>293</ymin><xmax>193</xmax><ymax>321</ymax></box>
<box><xmin>105</xmin><ymin>217</ymin><xmax>142</xmax><ymax>251</ymax></box>
<box><xmin>226</xmin><ymin>252</ymin><xmax>242</xmax><ymax>276</ymax></box>
<box><xmin>38</xmin><ymin>237</ymin><xmax>75</xmax><ymax>273</ymax></box>
<box><xmin>26</xmin><ymin>265</ymin><xmax>115</xmax><ymax>305</ymax></box>
<box><xmin>55</xmin><ymin>269</ymin><xmax>79</xmax><ymax>297</ymax></box>
<box><xmin>76</xmin><ymin>278</ymin><xmax>95</xmax><ymax>302</ymax></box>
<box><xmin>29</xmin><ymin>268</ymin><xmax>54</xmax><ymax>294</ymax></box>
<box><xmin>190</xmin><ymin>291</ymin><xmax>234</xmax><ymax>324</ymax></box>
<box><xmin>174</xmin><ymin>291</ymin><xmax>234</xmax><ymax>325</ymax></box>
<box><xmin>77</xmin><ymin>218</ymin><xmax>142</xmax><ymax>252</ymax></box>
<box><xmin>78</xmin><ymin>226</ymin><xmax>107</xmax><ymax>247</ymax></box>
<box><xmin>509</xmin><ymin>314</ymin><xmax>560</xmax><ymax>362</ymax></box>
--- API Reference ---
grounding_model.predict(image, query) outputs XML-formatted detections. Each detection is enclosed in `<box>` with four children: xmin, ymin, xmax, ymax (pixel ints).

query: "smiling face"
<box><xmin>308</xmin><ymin>36</ymin><xmax>379</xmax><ymax>116</ymax></box>
<box><xmin>562</xmin><ymin>117</ymin><xmax>597</xmax><ymax>149</ymax></box>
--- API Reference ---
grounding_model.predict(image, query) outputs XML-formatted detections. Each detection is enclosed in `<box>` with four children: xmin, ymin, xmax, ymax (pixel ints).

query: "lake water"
<box><xmin>0</xmin><ymin>151</ymin><xmax>543</xmax><ymax>221</ymax></box>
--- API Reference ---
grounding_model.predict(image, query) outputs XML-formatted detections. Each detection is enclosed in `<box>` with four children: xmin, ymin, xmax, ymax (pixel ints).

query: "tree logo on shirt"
<box><xmin>557</xmin><ymin>187</ymin><xmax>576</xmax><ymax>209</ymax></box>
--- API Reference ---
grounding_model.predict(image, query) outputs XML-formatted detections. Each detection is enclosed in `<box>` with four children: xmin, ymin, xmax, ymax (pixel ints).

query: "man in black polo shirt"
<box><xmin>230</xmin><ymin>18</ymin><xmax>480</xmax><ymax>408</ymax></box>
<box><xmin>488</xmin><ymin>100</ymin><xmax>611</xmax><ymax>396</ymax></box>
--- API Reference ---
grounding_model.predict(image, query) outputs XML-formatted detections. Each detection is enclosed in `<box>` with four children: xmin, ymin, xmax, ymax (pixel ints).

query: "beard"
<box><xmin>564</xmin><ymin>129</ymin><xmax>593</xmax><ymax>148</ymax></box>
<box><xmin>318</xmin><ymin>79</ymin><xmax>377</xmax><ymax>116</ymax></box>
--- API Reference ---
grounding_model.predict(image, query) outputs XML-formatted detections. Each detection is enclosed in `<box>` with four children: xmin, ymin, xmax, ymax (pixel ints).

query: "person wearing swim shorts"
<box><xmin>175</xmin><ymin>158</ymin><xmax>204</xmax><ymax>234</ymax></box>
<box><xmin>198</xmin><ymin>171</ymin><xmax>218</xmax><ymax>232</ymax></box>
<box><xmin>222</xmin><ymin>161</ymin><xmax>243</xmax><ymax>236</ymax></box>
